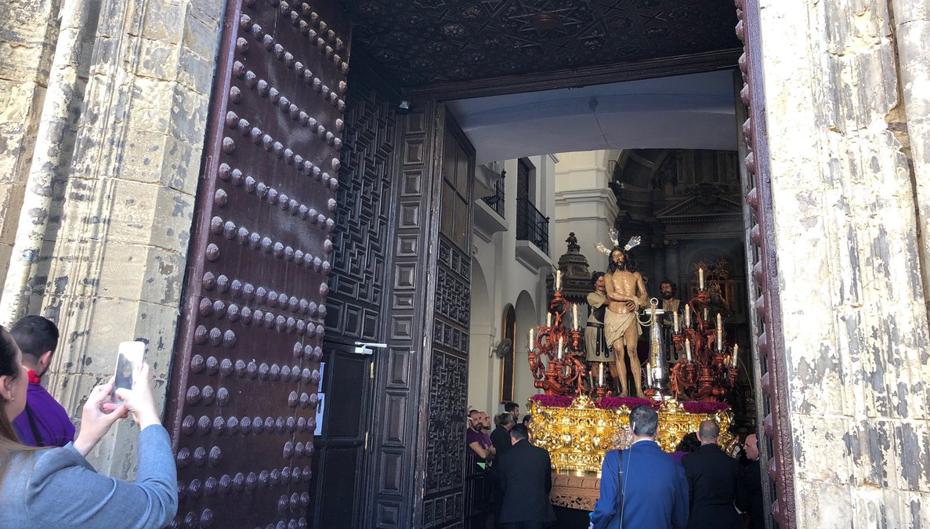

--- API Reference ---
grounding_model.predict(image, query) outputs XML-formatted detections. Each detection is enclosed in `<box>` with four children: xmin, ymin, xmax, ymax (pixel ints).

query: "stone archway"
<box><xmin>513</xmin><ymin>290</ymin><xmax>539</xmax><ymax>408</ymax></box>
<box><xmin>467</xmin><ymin>258</ymin><xmax>494</xmax><ymax>411</ymax></box>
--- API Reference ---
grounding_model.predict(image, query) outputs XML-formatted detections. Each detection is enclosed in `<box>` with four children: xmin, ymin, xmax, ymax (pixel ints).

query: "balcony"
<box><xmin>474</xmin><ymin>174</ymin><xmax>507</xmax><ymax>242</ymax></box>
<box><xmin>515</xmin><ymin>196</ymin><xmax>551</xmax><ymax>270</ymax></box>
<box><xmin>481</xmin><ymin>177</ymin><xmax>505</xmax><ymax>217</ymax></box>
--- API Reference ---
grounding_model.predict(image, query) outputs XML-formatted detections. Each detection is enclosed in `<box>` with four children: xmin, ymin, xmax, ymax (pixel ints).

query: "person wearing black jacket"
<box><xmin>737</xmin><ymin>434</ymin><xmax>765</xmax><ymax>529</ymax></box>
<box><xmin>491</xmin><ymin>413</ymin><xmax>515</xmax><ymax>459</ymax></box>
<box><xmin>682</xmin><ymin>420</ymin><xmax>740</xmax><ymax>529</ymax></box>
<box><xmin>497</xmin><ymin>424</ymin><xmax>554</xmax><ymax>529</ymax></box>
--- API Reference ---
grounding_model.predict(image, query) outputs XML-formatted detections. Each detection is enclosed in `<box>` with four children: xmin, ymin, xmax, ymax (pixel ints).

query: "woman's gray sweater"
<box><xmin>0</xmin><ymin>425</ymin><xmax>177</xmax><ymax>529</ymax></box>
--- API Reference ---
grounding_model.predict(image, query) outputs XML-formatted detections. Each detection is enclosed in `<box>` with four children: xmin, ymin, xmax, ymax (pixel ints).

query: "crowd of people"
<box><xmin>0</xmin><ymin>317</ymin><xmax>178</xmax><ymax>529</ymax></box>
<box><xmin>467</xmin><ymin>402</ymin><xmax>764</xmax><ymax>529</ymax></box>
<box><xmin>2</xmin><ymin>313</ymin><xmax>763</xmax><ymax>529</ymax></box>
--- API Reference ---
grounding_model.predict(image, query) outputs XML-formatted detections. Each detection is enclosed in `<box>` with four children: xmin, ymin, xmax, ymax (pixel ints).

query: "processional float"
<box><xmin>526</xmin><ymin>247</ymin><xmax>739</xmax><ymax>475</ymax></box>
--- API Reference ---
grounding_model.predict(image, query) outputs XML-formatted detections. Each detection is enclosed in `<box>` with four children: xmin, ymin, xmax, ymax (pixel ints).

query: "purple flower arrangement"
<box><xmin>529</xmin><ymin>394</ymin><xmax>730</xmax><ymax>414</ymax></box>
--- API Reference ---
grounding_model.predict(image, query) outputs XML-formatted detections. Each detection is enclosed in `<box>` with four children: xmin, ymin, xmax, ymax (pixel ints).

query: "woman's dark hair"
<box><xmin>591</xmin><ymin>271</ymin><xmax>605</xmax><ymax>287</ymax></box>
<box><xmin>0</xmin><ymin>325</ymin><xmax>23</xmax><ymax>444</ymax></box>
<box><xmin>675</xmin><ymin>432</ymin><xmax>700</xmax><ymax>454</ymax></box>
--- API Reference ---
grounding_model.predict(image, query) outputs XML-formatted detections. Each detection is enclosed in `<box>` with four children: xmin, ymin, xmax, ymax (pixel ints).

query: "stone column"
<box><xmin>553</xmin><ymin>150</ymin><xmax>619</xmax><ymax>261</ymax></box>
<box><xmin>889</xmin><ymin>0</ymin><xmax>930</xmax><ymax>317</ymax></box>
<box><xmin>0</xmin><ymin>0</ymin><xmax>61</xmax><ymax>292</ymax></box>
<box><xmin>757</xmin><ymin>0</ymin><xmax>930</xmax><ymax>526</ymax></box>
<box><xmin>36</xmin><ymin>0</ymin><xmax>223</xmax><ymax>477</ymax></box>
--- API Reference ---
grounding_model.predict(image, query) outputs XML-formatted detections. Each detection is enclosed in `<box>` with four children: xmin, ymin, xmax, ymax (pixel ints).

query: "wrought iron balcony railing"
<box><xmin>479</xmin><ymin>175</ymin><xmax>505</xmax><ymax>218</ymax></box>
<box><xmin>516</xmin><ymin>196</ymin><xmax>549</xmax><ymax>254</ymax></box>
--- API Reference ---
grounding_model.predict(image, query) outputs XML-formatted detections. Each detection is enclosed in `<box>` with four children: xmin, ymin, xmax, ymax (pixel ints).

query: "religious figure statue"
<box><xmin>658</xmin><ymin>280</ymin><xmax>682</xmax><ymax>362</ymax></box>
<box><xmin>584</xmin><ymin>272</ymin><xmax>610</xmax><ymax>378</ymax></box>
<box><xmin>604</xmin><ymin>245</ymin><xmax>647</xmax><ymax>397</ymax></box>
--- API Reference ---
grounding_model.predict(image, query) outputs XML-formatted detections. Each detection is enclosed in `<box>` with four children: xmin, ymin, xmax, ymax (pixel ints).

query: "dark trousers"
<box><xmin>502</xmin><ymin>523</ymin><xmax>544</xmax><ymax>529</ymax></box>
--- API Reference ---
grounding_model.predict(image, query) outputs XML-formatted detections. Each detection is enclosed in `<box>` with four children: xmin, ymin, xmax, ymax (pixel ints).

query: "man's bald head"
<box><xmin>698</xmin><ymin>420</ymin><xmax>720</xmax><ymax>444</ymax></box>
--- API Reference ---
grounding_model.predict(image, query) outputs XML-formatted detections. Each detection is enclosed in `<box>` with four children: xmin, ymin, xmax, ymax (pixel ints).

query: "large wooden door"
<box><xmin>165</xmin><ymin>1</ymin><xmax>351</xmax><ymax>528</ymax></box>
<box><xmin>734</xmin><ymin>1</ymin><xmax>795</xmax><ymax>527</ymax></box>
<box><xmin>422</xmin><ymin>111</ymin><xmax>476</xmax><ymax>529</ymax></box>
<box><xmin>356</xmin><ymin>103</ymin><xmax>475</xmax><ymax>529</ymax></box>
<box><xmin>311</xmin><ymin>63</ymin><xmax>399</xmax><ymax>529</ymax></box>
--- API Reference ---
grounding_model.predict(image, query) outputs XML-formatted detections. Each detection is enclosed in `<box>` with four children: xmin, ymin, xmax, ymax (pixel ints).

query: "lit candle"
<box><xmin>684</xmin><ymin>305</ymin><xmax>691</xmax><ymax>328</ymax></box>
<box><xmin>685</xmin><ymin>339</ymin><xmax>692</xmax><ymax>362</ymax></box>
<box><xmin>529</xmin><ymin>328</ymin><xmax>535</xmax><ymax>351</ymax></box>
<box><xmin>546</xmin><ymin>312</ymin><xmax>552</xmax><ymax>328</ymax></box>
<box><xmin>732</xmin><ymin>343</ymin><xmax>739</xmax><ymax>368</ymax></box>
<box><xmin>557</xmin><ymin>336</ymin><xmax>564</xmax><ymax>360</ymax></box>
<box><xmin>555</xmin><ymin>270</ymin><xmax>562</xmax><ymax>291</ymax></box>
<box><xmin>673</xmin><ymin>310</ymin><xmax>680</xmax><ymax>333</ymax></box>
<box><xmin>572</xmin><ymin>304</ymin><xmax>578</xmax><ymax>330</ymax></box>
<box><xmin>598</xmin><ymin>362</ymin><xmax>604</xmax><ymax>387</ymax></box>
<box><xmin>716</xmin><ymin>313</ymin><xmax>723</xmax><ymax>352</ymax></box>
<box><xmin>698</xmin><ymin>267</ymin><xmax>705</xmax><ymax>290</ymax></box>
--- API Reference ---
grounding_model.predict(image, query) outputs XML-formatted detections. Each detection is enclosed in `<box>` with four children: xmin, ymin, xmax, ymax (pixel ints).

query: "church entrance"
<box><xmin>164</xmin><ymin>1</ymin><xmax>793</xmax><ymax>528</ymax></box>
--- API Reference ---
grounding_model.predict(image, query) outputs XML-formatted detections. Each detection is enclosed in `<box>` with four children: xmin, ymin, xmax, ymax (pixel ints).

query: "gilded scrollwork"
<box><xmin>530</xmin><ymin>398</ymin><xmax>735</xmax><ymax>474</ymax></box>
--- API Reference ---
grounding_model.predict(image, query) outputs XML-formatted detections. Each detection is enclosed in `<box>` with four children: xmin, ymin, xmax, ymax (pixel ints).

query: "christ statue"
<box><xmin>604</xmin><ymin>247</ymin><xmax>647</xmax><ymax>397</ymax></box>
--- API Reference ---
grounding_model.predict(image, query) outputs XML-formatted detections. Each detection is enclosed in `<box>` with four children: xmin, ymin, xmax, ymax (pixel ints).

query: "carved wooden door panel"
<box><xmin>419</xmin><ymin>108</ymin><xmax>475</xmax><ymax>529</ymax></box>
<box><xmin>735</xmin><ymin>1</ymin><xmax>796</xmax><ymax>528</ymax></box>
<box><xmin>165</xmin><ymin>1</ymin><xmax>350</xmax><ymax>528</ymax></box>
<box><xmin>311</xmin><ymin>65</ymin><xmax>398</xmax><ymax>529</ymax></box>
<box><xmin>363</xmin><ymin>102</ymin><xmax>476</xmax><ymax>529</ymax></box>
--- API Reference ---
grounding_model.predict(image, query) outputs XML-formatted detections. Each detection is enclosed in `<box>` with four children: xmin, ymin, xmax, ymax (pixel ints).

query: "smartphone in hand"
<box><xmin>113</xmin><ymin>341</ymin><xmax>145</xmax><ymax>401</ymax></box>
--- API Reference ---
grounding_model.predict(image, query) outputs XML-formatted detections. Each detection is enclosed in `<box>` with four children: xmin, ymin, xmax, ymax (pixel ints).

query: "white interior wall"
<box><xmin>553</xmin><ymin>150</ymin><xmax>619</xmax><ymax>258</ymax></box>
<box><xmin>467</xmin><ymin>154</ymin><xmax>553</xmax><ymax>416</ymax></box>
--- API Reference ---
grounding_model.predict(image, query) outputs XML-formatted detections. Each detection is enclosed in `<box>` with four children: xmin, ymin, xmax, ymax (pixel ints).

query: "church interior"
<box><xmin>447</xmin><ymin>68</ymin><xmax>760</xmax><ymax>526</ymax></box>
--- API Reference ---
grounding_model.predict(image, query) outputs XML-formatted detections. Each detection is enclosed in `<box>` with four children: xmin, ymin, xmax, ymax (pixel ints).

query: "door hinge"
<box><xmin>364</xmin><ymin>431</ymin><xmax>369</xmax><ymax>451</ymax></box>
<box><xmin>369</xmin><ymin>361</ymin><xmax>374</xmax><ymax>380</ymax></box>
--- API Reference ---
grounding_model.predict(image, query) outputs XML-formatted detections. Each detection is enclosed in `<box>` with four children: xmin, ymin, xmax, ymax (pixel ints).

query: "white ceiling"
<box><xmin>447</xmin><ymin>70</ymin><xmax>738</xmax><ymax>163</ymax></box>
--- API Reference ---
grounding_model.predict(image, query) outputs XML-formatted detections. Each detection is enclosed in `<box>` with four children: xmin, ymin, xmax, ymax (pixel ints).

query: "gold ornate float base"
<box><xmin>530</xmin><ymin>397</ymin><xmax>734</xmax><ymax>474</ymax></box>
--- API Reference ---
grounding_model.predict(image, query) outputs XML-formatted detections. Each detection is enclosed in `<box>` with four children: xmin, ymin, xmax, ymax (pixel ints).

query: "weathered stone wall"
<box><xmin>757</xmin><ymin>1</ymin><xmax>930</xmax><ymax>527</ymax></box>
<box><xmin>0</xmin><ymin>0</ymin><xmax>61</xmax><ymax>291</ymax></box>
<box><xmin>0</xmin><ymin>0</ymin><xmax>223</xmax><ymax>477</ymax></box>
<box><xmin>890</xmin><ymin>1</ymin><xmax>930</xmax><ymax>319</ymax></box>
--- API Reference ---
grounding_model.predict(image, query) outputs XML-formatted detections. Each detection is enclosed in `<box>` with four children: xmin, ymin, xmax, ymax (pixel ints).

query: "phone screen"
<box><xmin>113</xmin><ymin>341</ymin><xmax>144</xmax><ymax>400</ymax></box>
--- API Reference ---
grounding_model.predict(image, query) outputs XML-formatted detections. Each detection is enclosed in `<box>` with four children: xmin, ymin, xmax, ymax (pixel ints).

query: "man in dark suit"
<box><xmin>737</xmin><ymin>433</ymin><xmax>765</xmax><ymax>529</ymax></box>
<box><xmin>682</xmin><ymin>420</ymin><xmax>740</xmax><ymax>529</ymax></box>
<box><xmin>497</xmin><ymin>424</ymin><xmax>554</xmax><ymax>529</ymax></box>
<box><xmin>491</xmin><ymin>413</ymin><xmax>516</xmax><ymax>459</ymax></box>
<box><xmin>591</xmin><ymin>405</ymin><xmax>689</xmax><ymax>529</ymax></box>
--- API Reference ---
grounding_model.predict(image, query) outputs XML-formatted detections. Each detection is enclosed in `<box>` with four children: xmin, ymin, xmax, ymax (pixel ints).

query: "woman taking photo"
<box><xmin>0</xmin><ymin>325</ymin><xmax>177</xmax><ymax>529</ymax></box>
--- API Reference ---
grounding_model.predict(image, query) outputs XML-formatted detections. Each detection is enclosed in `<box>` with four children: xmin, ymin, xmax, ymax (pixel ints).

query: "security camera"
<box><xmin>353</xmin><ymin>342</ymin><xmax>388</xmax><ymax>355</ymax></box>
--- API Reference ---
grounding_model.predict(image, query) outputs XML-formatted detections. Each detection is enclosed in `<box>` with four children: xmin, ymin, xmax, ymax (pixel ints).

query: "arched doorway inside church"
<box><xmin>165</xmin><ymin>1</ymin><xmax>790</xmax><ymax>529</ymax></box>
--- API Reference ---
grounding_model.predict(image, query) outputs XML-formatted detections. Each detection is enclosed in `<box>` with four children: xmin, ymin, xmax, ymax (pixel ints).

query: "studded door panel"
<box><xmin>734</xmin><ymin>1</ymin><xmax>796</xmax><ymax>527</ymax></box>
<box><xmin>165</xmin><ymin>1</ymin><xmax>350</xmax><ymax>528</ymax></box>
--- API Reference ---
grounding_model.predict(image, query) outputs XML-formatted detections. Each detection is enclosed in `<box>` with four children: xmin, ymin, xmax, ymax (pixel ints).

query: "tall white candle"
<box><xmin>703</xmin><ymin>307</ymin><xmax>709</xmax><ymax>324</ymax></box>
<box><xmin>598</xmin><ymin>362</ymin><xmax>604</xmax><ymax>387</ymax></box>
<box><xmin>684</xmin><ymin>305</ymin><xmax>691</xmax><ymax>328</ymax></box>
<box><xmin>572</xmin><ymin>304</ymin><xmax>578</xmax><ymax>330</ymax></box>
<box><xmin>732</xmin><ymin>343</ymin><xmax>739</xmax><ymax>368</ymax></box>
<box><xmin>685</xmin><ymin>339</ymin><xmax>692</xmax><ymax>362</ymax></box>
<box><xmin>716</xmin><ymin>313</ymin><xmax>723</xmax><ymax>352</ymax></box>
<box><xmin>673</xmin><ymin>311</ymin><xmax>680</xmax><ymax>333</ymax></box>
<box><xmin>557</xmin><ymin>336</ymin><xmax>564</xmax><ymax>360</ymax></box>
<box><xmin>546</xmin><ymin>312</ymin><xmax>552</xmax><ymax>328</ymax></box>
<box><xmin>529</xmin><ymin>328</ymin><xmax>535</xmax><ymax>351</ymax></box>
<box><xmin>698</xmin><ymin>268</ymin><xmax>705</xmax><ymax>290</ymax></box>
<box><xmin>555</xmin><ymin>270</ymin><xmax>562</xmax><ymax>291</ymax></box>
